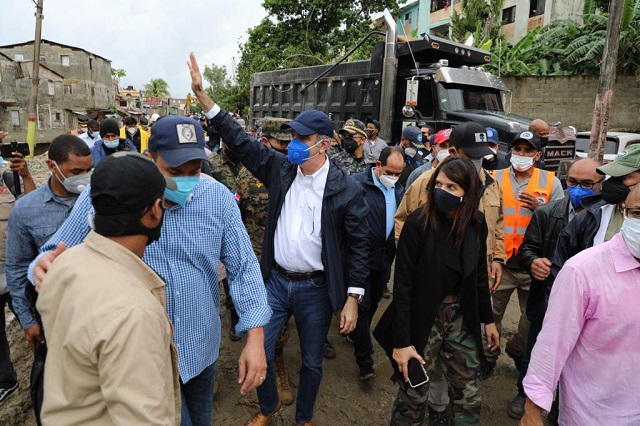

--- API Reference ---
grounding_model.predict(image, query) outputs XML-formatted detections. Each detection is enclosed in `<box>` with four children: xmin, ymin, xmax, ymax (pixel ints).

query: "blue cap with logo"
<box><xmin>281</xmin><ymin>110</ymin><xmax>334</xmax><ymax>137</ymax></box>
<box><xmin>402</xmin><ymin>126</ymin><xmax>424</xmax><ymax>148</ymax></box>
<box><xmin>486</xmin><ymin>127</ymin><xmax>499</xmax><ymax>144</ymax></box>
<box><xmin>148</xmin><ymin>115</ymin><xmax>208</xmax><ymax>168</ymax></box>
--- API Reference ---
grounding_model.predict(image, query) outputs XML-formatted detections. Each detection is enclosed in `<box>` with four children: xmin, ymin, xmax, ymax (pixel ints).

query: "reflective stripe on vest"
<box><xmin>492</xmin><ymin>167</ymin><xmax>555</xmax><ymax>259</ymax></box>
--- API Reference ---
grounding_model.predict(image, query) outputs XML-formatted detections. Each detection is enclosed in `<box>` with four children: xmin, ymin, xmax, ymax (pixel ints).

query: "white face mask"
<box><xmin>126</xmin><ymin>127</ymin><xmax>137</xmax><ymax>136</ymax></box>
<box><xmin>621</xmin><ymin>217</ymin><xmax>640</xmax><ymax>258</ymax></box>
<box><xmin>436</xmin><ymin>149</ymin><xmax>450</xmax><ymax>163</ymax></box>
<box><xmin>379</xmin><ymin>174</ymin><xmax>399</xmax><ymax>190</ymax></box>
<box><xmin>52</xmin><ymin>161</ymin><xmax>90</xmax><ymax>194</ymax></box>
<box><xmin>470</xmin><ymin>158</ymin><xmax>483</xmax><ymax>172</ymax></box>
<box><xmin>510</xmin><ymin>154</ymin><xmax>535</xmax><ymax>172</ymax></box>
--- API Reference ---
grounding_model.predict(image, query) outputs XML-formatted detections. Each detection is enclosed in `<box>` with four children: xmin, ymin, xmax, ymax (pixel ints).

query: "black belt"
<box><xmin>274</xmin><ymin>263</ymin><xmax>324</xmax><ymax>281</ymax></box>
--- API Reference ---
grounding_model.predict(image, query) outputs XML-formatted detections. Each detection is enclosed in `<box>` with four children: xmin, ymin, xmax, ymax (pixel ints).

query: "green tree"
<box><xmin>202</xmin><ymin>64</ymin><xmax>249</xmax><ymax>113</ymax></box>
<box><xmin>144</xmin><ymin>78</ymin><xmax>170</xmax><ymax>98</ymax></box>
<box><xmin>111</xmin><ymin>68</ymin><xmax>127</xmax><ymax>83</ymax></box>
<box><xmin>237</xmin><ymin>0</ymin><xmax>398</xmax><ymax>97</ymax></box>
<box><xmin>450</xmin><ymin>0</ymin><xmax>505</xmax><ymax>43</ymax></box>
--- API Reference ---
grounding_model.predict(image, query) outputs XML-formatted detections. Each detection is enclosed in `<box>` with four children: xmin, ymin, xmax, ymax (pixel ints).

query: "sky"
<box><xmin>0</xmin><ymin>0</ymin><xmax>269</xmax><ymax>98</ymax></box>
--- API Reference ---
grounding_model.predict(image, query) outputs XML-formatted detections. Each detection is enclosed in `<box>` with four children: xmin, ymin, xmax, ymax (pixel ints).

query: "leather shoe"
<box><xmin>246</xmin><ymin>400</ymin><xmax>282</xmax><ymax>425</ymax></box>
<box><xmin>508</xmin><ymin>394</ymin><xmax>525</xmax><ymax>420</ymax></box>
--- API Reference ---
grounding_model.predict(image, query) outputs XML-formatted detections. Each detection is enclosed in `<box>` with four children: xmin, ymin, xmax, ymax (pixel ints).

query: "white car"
<box><xmin>575</xmin><ymin>131</ymin><xmax>640</xmax><ymax>163</ymax></box>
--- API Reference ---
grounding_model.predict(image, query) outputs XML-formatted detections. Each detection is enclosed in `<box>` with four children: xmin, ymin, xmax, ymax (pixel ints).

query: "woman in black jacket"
<box><xmin>379</xmin><ymin>157</ymin><xmax>499</xmax><ymax>425</ymax></box>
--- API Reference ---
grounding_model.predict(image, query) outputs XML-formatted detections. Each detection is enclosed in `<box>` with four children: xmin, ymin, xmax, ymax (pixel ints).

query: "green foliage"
<box><xmin>483</xmin><ymin>0</ymin><xmax>640</xmax><ymax>78</ymax></box>
<box><xmin>202</xmin><ymin>64</ymin><xmax>249</xmax><ymax>113</ymax></box>
<box><xmin>450</xmin><ymin>0</ymin><xmax>505</xmax><ymax>43</ymax></box>
<box><xmin>144</xmin><ymin>78</ymin><xmax>170</xmax><ymax>98</ymax></box>
<box><xmin>237</xmin><ymin>0</ymin><xmax>399</xmax><ymax>104</ymax></box>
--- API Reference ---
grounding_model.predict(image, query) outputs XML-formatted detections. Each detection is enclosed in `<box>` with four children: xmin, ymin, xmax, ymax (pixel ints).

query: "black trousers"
<box><xmin>351</xmin><ymin>267</ymin><xmax>391</xmax><ymax>370</ymax></box>
<box><xmin>0</xmin><ymin>292</ymin><xmax>17</xmax><ymax>388</ymax></box>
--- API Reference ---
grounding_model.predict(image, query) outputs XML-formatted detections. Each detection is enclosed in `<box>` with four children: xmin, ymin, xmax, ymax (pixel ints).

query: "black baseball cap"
<box><xmin>91</xmin><ymin>152</ymin><xmax>176</xmax><ymax>216</ymax></box>
<box><xmin>511</xmin><ymin>131</ymin><xmax>542</xmax><ymax>151</ymax></box>
<box><xmin>366</xmin><ymin>117</ymin><xmax>381</xmax><ymax>131</ymax></box>
<box><xmin>281</xmin><ymin>110</ymin><xmax>334</xmax><ymax>137</ymax></box>
<box><xmin>148</xmin><ymin>115</ymin><xmax>209</xmax><ymax>167</ymax></box>
<box><xmin>449</xmin><ymin>122</ymin><xmax>493</xmax><ymax>158</ymax></box>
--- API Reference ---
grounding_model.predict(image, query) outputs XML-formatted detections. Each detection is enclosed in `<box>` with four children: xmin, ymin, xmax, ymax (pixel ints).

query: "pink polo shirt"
<box><xmin>524</xmin><ymin>233</ymin><xmax>640</xmax><ymax>425</ymax></box>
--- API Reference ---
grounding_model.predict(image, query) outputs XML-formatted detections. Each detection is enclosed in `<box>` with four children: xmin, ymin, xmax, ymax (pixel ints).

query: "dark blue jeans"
<box><xmin>180</xmin><ymin>361</ymin><xmax>217</xmax><ymax>426</ymax></box>
<box><xmin>0</xmin><ymin>292</ymin><xmax>17</xmax><ymax>388</ymax></box>
<box><xmin>351</xmin><ymin>267</ymin><xmax>390</xmax><ymax>370</ymax></box>
<box><xmin>257</xmin><ymin>269</ymin><xmax>333</xmax><ymax>424</ymax></box>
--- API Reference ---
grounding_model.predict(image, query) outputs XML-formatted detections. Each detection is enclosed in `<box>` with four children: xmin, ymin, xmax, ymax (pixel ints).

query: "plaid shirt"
<box><xmin>30</xmin><ymin>175</ymin><xmax>271</xmax><ymax>381</ymax></box>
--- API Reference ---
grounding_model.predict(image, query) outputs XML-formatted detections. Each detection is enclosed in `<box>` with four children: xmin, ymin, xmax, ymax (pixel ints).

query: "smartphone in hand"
<box><xmin>407</xmin><ymin>358</ymin><xmax>429</xmax><ymax>388</ymax></box>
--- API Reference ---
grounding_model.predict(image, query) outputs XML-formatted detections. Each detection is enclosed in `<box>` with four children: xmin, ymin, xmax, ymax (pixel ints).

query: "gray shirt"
<box><xmin>364</xmin><ymin>137</ymin><xmax>387</xmax><ymax>163</ymax></box>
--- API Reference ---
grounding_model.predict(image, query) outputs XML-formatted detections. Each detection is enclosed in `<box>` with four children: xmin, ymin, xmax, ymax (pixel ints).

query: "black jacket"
<box><xmin>517</xmin><ymin>197</ymin><xmax>571</xmax><ymax>324</ymax></box>
<box><xmin>373</xmin><ymin>210</ymin><xmax>493</xmax><ymax>376</ymax></box>
<box><xmin>546</xmin><ymin>194</ymin><xmax>606</xmax><ymax>298</ymax></box>
<box><xmin>353</xmin><ymin>165</ymin><xmax>405</xmax><ymax>271</ymax></box>
<box><xmin>211</xmin><ymin>110</ymin><xmax>370</xmax><ymax>313</ymax></box>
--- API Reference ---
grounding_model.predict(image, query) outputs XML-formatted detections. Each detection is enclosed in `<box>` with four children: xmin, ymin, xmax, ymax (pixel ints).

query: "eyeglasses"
<box><xmin>566</xmin><ymin>177</ymin><xmax>603</xmax><ymax>189</ymax></box>
<box><xmin>625</xmin><ymin>207</ymin><xmax>640</xmax><ymax>220</ymax></box>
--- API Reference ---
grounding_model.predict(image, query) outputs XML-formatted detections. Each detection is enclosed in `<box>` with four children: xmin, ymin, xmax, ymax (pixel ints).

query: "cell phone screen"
<box><xmin>407</xmin><ymin>358</ymin><xmax>429</xmax><ymax>388</ymax></box>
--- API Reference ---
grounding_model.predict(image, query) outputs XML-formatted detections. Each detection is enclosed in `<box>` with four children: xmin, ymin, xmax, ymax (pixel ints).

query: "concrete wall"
<box><xmin>1</xmin><ymin>42</ymin><xmax>113</xmax><ymax>110</ymax></box>
<box><xmin>502</xmin><ymin>75</ymin><xmax>640</xmax><ymax>132</ymax></box>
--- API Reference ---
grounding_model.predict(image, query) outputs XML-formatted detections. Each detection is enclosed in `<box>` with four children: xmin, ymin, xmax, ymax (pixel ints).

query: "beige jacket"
<box><xmin>37</xmin><ymin>231</ymin><xmax>180</xmax><ymax>426</ymax></box>
<box><xmin>394</xmin><ymin>168</ymin><xmax>507</xmax><ymax>270</ymax></box>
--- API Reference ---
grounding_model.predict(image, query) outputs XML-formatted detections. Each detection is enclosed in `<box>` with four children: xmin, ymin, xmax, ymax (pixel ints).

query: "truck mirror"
<box><xmin>402</xmin><ymin>105</ymin><xmax>416</xmax><ymax>118</ymax></box>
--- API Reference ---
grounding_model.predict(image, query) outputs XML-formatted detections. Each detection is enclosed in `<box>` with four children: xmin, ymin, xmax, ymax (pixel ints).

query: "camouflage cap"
<box><xmin>259</xmin><ymin>117</ymin><xmax>292</xmax><ymax>141</ymax></box>
<box><xmin>339</xmin><ymin>119</ymin><xmax>368</xmax><ymax>139</ymax></box>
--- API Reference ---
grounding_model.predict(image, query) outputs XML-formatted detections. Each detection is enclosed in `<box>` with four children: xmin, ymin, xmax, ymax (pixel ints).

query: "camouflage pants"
<box><xmin>391</xmin><ymin>301</ymin><xmax>481</xmax><ymax>426</ymax></box>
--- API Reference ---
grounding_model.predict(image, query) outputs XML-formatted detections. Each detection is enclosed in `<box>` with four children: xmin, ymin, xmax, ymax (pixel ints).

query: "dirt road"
<box><xmin>2</xmin><ymin>286</ymin><xmax>525</xmax><ymax>426</ymax></box>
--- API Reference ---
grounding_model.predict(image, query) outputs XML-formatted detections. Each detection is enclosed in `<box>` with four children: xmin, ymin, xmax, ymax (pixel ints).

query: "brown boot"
<box><xmin>274</xmin><ymin>351</ymin><xmax>293</xmax><ymax>405</ymax></box>
<box><xmin>246</xmin><ymin>400</ymin><xmax>283</xmax><ymax>425</ymax></box>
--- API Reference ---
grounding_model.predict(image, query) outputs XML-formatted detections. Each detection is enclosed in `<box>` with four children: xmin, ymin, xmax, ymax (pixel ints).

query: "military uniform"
<box><xmin>207</xmin><ymin>150</ymin><xmax>242</xmax><ymax>191</ymax></box>
<box><xmin>328</xmin><ymin>146</ymin><xmax>370</xmax><ymax>175</ymax></box>
<box><xmin>234</xmin><ymin>167</ymin><xmax>268</xmax><ymax>258</ymax></box>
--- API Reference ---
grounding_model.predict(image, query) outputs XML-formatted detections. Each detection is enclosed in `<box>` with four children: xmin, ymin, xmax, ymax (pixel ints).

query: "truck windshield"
<box><xmin>439</xmin><ymin>84</ymin><xmax>503</xmax><ymax>112</ymax></box>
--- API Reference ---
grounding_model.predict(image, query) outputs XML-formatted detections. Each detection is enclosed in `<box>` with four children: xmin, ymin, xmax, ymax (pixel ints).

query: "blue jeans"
<box><xmin>180</xmin><ymin>361</ymin><xmax>217</xmax><ymax>426</ymax></box>
<box><xmin>257</xmin><ymin>269</ymin><xmax>333</xmax><ymax>423</ymax></box>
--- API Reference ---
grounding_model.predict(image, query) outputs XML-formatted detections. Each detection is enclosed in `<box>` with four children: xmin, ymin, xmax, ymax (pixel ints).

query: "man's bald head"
<box><xmin>567</xmin><ymin>158</ymin><xmax>603</xmax><ymax>193</ymax></box>
<box><xmin>529</xmin><ymin>119</ymin><xmax>550</xmax><ymax>138</ymax></box>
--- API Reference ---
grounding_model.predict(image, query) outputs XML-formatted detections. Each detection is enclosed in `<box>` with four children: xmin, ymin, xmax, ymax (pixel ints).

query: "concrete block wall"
<box><xmin>503</xmin><ymin>75</ymin><xmax>640</xmax><ymax>132</ymax></box>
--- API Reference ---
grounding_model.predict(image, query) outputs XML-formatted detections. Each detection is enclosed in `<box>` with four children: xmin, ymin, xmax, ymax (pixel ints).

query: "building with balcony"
<box><xmin>397</xmin><ymin>0</ymin><xmax>584</xmax><ymax>43</ymax></box>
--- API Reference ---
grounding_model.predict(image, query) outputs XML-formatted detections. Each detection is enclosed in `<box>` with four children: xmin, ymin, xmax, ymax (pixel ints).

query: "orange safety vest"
<box><xmin>492</xmin><ymin>167</ymin><xmax>555</xmax><ymax>259</ymax></box>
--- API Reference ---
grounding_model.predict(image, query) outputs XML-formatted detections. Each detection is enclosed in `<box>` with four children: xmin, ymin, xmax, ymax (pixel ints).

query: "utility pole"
<box><xmin>588</xmin><ymin>0</ymin><xmax>625</xmax><ymax>161</ymax></box>
<box><xmin>26</xmin><ymin>0</ymin><xmax>44</xmax><ymax>157</ymax></box>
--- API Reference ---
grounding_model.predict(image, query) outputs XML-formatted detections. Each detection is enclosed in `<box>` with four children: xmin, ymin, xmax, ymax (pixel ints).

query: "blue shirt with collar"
<box><xmin>6</xmin><ymin>179</ymin><xmax>77</xmax><ymax>329</ymax></box>
<box><xmin>371</xmin><ymin>168</ymin><xmax>397</xmax><ymax>239</ymax></box>
<box><xmin>29</xmin><ymin>175</ymin><xmax>272</xmax><ymax>382</ymax></box>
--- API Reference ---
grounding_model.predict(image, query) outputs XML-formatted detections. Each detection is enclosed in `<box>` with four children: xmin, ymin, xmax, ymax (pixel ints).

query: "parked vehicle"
<box><xmin>249</xmin><ymin>10</ymin><xmax>576</xmax><ymax>172</ymax></box>
<box><xmin>575</xmin><ymin>131</ymin><xmax>640</xmax><ymax>163</ymax></box>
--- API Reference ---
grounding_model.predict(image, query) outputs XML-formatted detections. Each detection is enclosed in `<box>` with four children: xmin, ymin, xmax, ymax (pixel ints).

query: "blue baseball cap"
<box><xmin>486</xmin><ymin>127</ymin><xmax>499</xmax><ymax>144</ymax></box>
<box><xmin>281</xmin><ymin>110</ymin><xmax>334</xmax><ymax>137</ymax></box>
<box><xmin>148</xmin><ymin>115</ymin><xmax>209</xmax><ymax>167</ymax></box>
<box><xmin>402</xmin><ymin>126</ymin><xmax>424</xmax><ymax>148</ymax></box>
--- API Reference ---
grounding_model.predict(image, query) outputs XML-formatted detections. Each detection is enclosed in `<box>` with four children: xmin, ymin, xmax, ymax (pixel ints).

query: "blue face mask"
<box><xmin>164</xmin><ymin>176</ymin><xmax>199</xmax><ymax>207</ymax></box>
<box><xmin>103</xmin><ymin>139</ymin><xmax>119</xmax><ymax>149</ymax></box>
<box><xmin>287</xmin><ymin>137</ymin><xmax>321</xmax><ymax>165</ymax></box>
<box><xmin>567</xmin><ymin>185</ymin><xmax>595</xmax><ymax>208</ymax></box>
<box><xmin>90</xmin><ymin>131</ymin><xmax>100</xmax><ymax>138</ymax></box>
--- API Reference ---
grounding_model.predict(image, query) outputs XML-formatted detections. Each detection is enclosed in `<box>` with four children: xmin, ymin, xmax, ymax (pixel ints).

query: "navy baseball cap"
<box><xmin>148</xmin><ymin>115</ymin><xmax>209</xmax><ymax>167</ymax></box>
<box><xmin>402</xmin><ymin>126</ymin><xmax>424</xmax><ymax>148</ymax></box>
<box><xmin>449</xmin><ymin>122</ymin><xmax>493</xmax><ymax>158</ymax></box>
<box><xmin>486</xmin><ymin>127</ymin><xmax>499</xmax><ymax>144</ymax></box>
<box><xmin>281</xmin><ymin>110</ymin><xmax>334</xmax><ymax>137</ymax></box>
<box><xmin>366</xmin><ymin>117</ymin><xmax>381</xmax><ymax>131</ymax></box>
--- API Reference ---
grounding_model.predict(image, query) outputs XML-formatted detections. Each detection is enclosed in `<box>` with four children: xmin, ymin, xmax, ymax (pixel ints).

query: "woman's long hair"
<box><xmin>420</xmin><ymin>157</ymin><xmax>482</xmax><ymax>247</ymax></box>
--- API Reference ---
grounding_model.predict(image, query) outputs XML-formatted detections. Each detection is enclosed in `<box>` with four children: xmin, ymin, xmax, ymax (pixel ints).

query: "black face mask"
<box><xmin>601</xmin><ymin>176</ymin><xmax>630</xmax><ymax>205</ymax></box>
<box><xmin>342</xmin><ymin>138</ymin><xmax>358</xmax><ymax>154</ymax></box>
<box><xmin>94</xmin><ymin>207</ymin><xmax>164</xmax><ymax>246</ymax></box>
<box><xmin>539</xmin><ymin>136</ymin><xmax>549</xmax><ymax>147</ymax></box>
<box><xmin>433</xmin><ymin>188</ymin><xmax>463</xmax><ymax>214</ymax></box>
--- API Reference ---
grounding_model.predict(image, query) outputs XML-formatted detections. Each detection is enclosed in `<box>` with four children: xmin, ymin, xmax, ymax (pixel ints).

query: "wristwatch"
<box><xmin>348</xmin><ymin>293</ymin><xmax>363</xmax><ymax>304</ymax></box>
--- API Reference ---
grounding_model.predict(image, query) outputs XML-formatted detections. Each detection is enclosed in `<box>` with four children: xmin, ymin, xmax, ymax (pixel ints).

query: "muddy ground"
<box><xmin>2</xmin><ymin>287</ymin><xmax>526</xmax><ymax>426</ymax></box>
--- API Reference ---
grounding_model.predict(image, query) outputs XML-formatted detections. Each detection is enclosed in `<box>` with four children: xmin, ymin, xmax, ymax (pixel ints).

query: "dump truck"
<box><xmin>249</xmin><ymin>10</ymin><xmax>576</xmax><ymax>172</ymax></box>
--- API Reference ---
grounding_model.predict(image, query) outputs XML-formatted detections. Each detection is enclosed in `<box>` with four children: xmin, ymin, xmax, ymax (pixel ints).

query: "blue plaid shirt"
<box><xmin>6</xmin><ymin>179</ymin><xmax>76</xmax><ymax>329</ymax></box>
<box><xmin>30</xmin><ymin>175</ymin><xmax>272</xmax><ymax>381</ymax></box>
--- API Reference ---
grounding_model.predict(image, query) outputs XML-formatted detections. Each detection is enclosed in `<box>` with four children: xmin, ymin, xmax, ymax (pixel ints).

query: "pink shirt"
<box><xmin>524</xmin><ymin>233</ymin><xmax>640</xmax><ymax>426</ymax></box>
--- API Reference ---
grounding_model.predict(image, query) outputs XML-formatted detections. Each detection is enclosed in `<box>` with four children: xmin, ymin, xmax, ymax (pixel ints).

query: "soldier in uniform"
<box><xmin>328</xmin><ymin>119</ymin><xmax>372</xmax><ymax>175</ymax></box>
<box><xmin>234</xmin><ymin>117</ymin><xmax>295</xmax><ymax>406</ymax></box>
